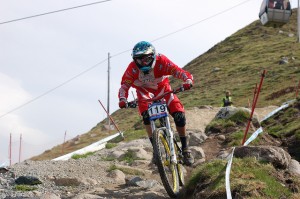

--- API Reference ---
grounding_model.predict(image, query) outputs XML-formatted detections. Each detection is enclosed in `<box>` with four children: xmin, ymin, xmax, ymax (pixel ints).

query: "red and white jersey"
<box><xmin>118</xmin><ymin>53</ymin><xmax>193</xmax><ymax>100</ymax></box>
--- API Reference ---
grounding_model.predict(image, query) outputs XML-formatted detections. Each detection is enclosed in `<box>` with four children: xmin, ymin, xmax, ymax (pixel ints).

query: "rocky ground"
<box><xmin>0</xmin><ymin>106</ymin><xmax>281</xmax><ymax>199</ymax></box>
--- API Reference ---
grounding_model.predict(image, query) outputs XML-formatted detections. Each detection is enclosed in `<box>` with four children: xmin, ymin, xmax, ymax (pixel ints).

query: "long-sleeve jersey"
<box><xmin>118</xmin><ymin>53</ymin><xmax>193</xmax><ymax>100</ymax></box>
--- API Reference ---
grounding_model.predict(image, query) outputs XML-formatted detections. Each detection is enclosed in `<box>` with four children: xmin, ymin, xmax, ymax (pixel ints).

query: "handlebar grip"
<box><xmin>127</xmin><ymin>101</ymin><xmax>137</xmax><ymax>108</ymax></box>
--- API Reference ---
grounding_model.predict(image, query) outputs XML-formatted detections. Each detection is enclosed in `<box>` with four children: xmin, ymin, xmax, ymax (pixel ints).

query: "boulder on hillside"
<box><xmin>205</xmin><ymin>106</ymin><xmax>260</xmax><ymax>135</ymax></box>
<box><xmin>188</xmin><ymin>131</ymin><xmax>207</xmax><ymax>146</ymax></box>
<box><xmin>288</xmin><ymin>159</ymin><xmax>300</xmax><ymax>176</ymax></box>
<box><xmin>234</xmin><ymin>145</ymin><xmax>291</xmax><ymax>169</ymax></box>
<box><xmin>215</xmin><ymin>106</ymin><xmax>260</xmax><ymax>128</ymax></box>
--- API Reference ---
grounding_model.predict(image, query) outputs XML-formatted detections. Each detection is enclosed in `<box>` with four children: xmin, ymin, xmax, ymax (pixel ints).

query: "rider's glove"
<box><xmin>119</xmin><ymin>98</ymin><xmax>127</xmax><ymax>108</ymax></box>
<box><xmin>182</xmin><ymin>79</ymin><xmax>193</xmax><ymax>91</ymax></box>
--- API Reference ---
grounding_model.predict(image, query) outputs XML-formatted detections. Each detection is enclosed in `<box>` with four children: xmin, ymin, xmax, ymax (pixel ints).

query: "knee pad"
<box><xmin>172</xmin><ymin>112</ymin><xmax>186</xmax><ymax>127</ymax></box>
<box><xmin>142</xmin><ymin>111</ymin><xmax>150</xmax><ymax>125</ymax></box>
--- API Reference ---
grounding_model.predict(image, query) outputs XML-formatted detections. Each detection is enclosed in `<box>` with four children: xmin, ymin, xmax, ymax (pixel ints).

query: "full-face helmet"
<box><xmin>132</xmin><ymin>41</ymin><xmax>156</xmax><ymax>73</ymax></box>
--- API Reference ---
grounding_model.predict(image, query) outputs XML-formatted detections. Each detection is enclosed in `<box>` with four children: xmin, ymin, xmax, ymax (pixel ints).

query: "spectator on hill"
<box><xmin>222</xmin><ymin>90</ymin><xmax>233</xmax><ymax>107</ymax></box>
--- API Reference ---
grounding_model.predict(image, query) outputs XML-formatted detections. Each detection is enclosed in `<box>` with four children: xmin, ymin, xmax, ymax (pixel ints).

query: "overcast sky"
<box><xmin>1</xmin><ymin>0</ymin><xmax>298</xmax><ymax>165</ymax></box>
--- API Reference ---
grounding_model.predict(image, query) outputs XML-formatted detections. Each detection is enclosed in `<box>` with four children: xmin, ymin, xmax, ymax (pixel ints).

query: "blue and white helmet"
<box><xmin>132</xmin><ymin>41</ymin><xmax>156</xmax><ymax>73</ymax></box>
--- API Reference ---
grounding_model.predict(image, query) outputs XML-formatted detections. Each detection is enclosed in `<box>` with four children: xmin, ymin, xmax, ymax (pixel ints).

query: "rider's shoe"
<box><xmin>182</xmin><ymin>148</ymin><xmax>194</xmax><ymax>166</ymax></box>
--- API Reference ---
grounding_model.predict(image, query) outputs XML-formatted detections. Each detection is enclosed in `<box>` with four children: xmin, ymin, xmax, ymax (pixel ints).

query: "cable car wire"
<box><xmin>0</xmin><ymin>0</ymin><xmax>254</xmax><ymax>119</ymax></box>
<box><xmin>0</xmin><ymin>59</ymin><xmax>107</xmax><ymax>119</ymax></box>
<box><xmin>110</xmin><ymin>0</ymin><xmax>254</xmax><ymax>59</ymax></box>
<box><xmin>0</xmin><ymin>0</ymin><xmax>112</xmax><ymax>25</ymax></box>
<box><xmin>151</xmin><ymin>0</ymin><xmax>254</xmax><ymax>42</ymax></box>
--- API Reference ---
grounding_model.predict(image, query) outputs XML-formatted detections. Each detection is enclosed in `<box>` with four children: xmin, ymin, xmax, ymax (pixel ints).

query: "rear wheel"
<box><xmin>153</xmin><ymin>128</ymin><xmax>180</xmax><ymax>198</ymax></box>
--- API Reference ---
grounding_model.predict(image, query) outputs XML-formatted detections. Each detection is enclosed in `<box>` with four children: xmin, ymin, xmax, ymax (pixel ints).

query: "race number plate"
<box><xmin>148</xmin><ymin>102</ymin><xmax>168</xmax><ymax>120</ymax></box>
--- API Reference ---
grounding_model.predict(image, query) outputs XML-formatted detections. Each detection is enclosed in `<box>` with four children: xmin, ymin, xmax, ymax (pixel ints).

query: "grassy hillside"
<box><xmin>178</xmin><ymin>11</ymin><xmax>299</xmax><ymax>108</ymax></box>
<box><xmin>31</xmin><ymin>9</ymin><xmax>300</xmax><ymax>161</ymax></box>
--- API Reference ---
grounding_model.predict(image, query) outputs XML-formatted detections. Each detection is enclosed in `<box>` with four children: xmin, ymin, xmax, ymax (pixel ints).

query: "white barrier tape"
<box><xmin>243</xmin><ymin>127</ymin><xmax>263</xmax><ymax>146</ymax></box>
<box><xmin>225</xmin><ymin>147</ymin><xmax>235</xmax><ymax>199</ymax></box>
<box><xmin>52</xmin><ymin>132</ymin><xmax>122</xmax><ymax>161</ymax></box>
<box><xmin>261</xmin><ymin>101</ymin><xmax>292</xmax><ymax>122</ymax></box>
<box><xmin>0</xmin><ymin>160</ymin><xmax>9</xmax><ymax>168</ymax></box>
<box><xmin>225</xmin><ymin>100</ymin><xmax>294</xmax><ymax>198</ymax></box>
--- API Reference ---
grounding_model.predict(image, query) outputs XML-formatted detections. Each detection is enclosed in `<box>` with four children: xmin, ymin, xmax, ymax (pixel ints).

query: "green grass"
<box><xmin>105</xmin><ymin>142</ymin><xmax>117</xmax><ymax>149</ymax></box>
<box><xmin>226</xmin><ymin>130</ymin><xmax>245</xmax><ymax>146</ymax></box>
<box><xmin>14</xmin><ymin>185</ymin><xmax>37</xmax><ymax>191</ymax></box>
<box><xmin>186</xmin><ymin>159</ymin><xmax>226</xmax><ymax>191</ymax></box>
<box><xmin>101</xmin><ymin>155</ymin><xmax>116</xmax><ymax>161</ymax></box>
<box><xmin>231</xmin><ymin>158</ymin><xmax>291</xmax><ymax>198</ymax></box>
<box><xmin>226</xmin><ymin>130</ymin><xmax>261</xmax><ymax>147</ymax></box>
<box><xmin>122</xmin><ymin>129</ymin><xmax>147</xmax><ymax>142</ymax></box>
<box><xmin>184</xmin><ymin>158</ymin><xmax>293</xmax><ymax>198</ymax></box>
<box><xmin>71</xmin><ymin>151</ymin><xmax>95</xmax><ymax>159</ymax></box>
<box><xmin>262</xmin><ymin>99</ymin><xmax>300</xmax><ymax>139</ymax></box>
<box><xmin>205</xmin><ymin>110</ymin><xmax>251</xmax><ymax>135</ymax></box>
<box><xmin>119</xmin><ymin>150</ymin><xmax>144</xmax><ymax>164</ymax></box>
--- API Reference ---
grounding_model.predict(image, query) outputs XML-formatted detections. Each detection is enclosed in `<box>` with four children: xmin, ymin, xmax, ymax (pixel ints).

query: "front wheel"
<box><xmin>153</xmin><ymin>128</ymin><xmax>180</xmax><ymax>198</ymax></box>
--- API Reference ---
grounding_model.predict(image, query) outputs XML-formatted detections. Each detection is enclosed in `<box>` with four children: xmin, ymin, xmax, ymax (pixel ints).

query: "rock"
<box><xmin>217</xmin><ymin>149</ymin><xmax>232</xmax><ymax>159</ymax></box>
<box><xmin>216</xmin><ymin>134</ymin><xmax>226</xmax><ymax>141</ymax></box>
<box><xmin>188</xmin><ymin>131</ymin><xmax>207</xmax><ymax>146</ymax></box>
<box><xmin>234</xmin><ymin>146</ymin><xmax>291</xmax><ymax>169</ymax></box>
<box><xmin>127</xmin><ymin>147</ymin><xmax>152</xmax><ymax>160</ymax></box>
<box><xmin>126</xmin><ymin>176</ymin><xmax>143</xmax><ymax>186</ymax></box>
<box><xmin>15</xmin><ymin>176</ymin><xmax>42</xmax><ymax>185</ymax></box>
<box><xmin>109</xmin><ymin>150</ymin><xmax>125</xmax><ymax>159</ymax></box>
<box><xmin>212</xmin><ymin>67</ymin><xmax>221</xmax><ymax>72</ymax></box>
<box><xmin>135</xmin><ymin>179</ymin><xmax>160</xmax><ymax>189</ymax></box>
<box><xmin>288</xmin><ymin>159</ymin><xmax>300</xmax><ymax>176</ymax></box>
<box><xmin>0</xmin><ymin>167</ymin><xmax>9</xmax><ymax>174</ymax></box>
<box><xmin>107</xmin><ymin>169</ymin><xmax>125</xmax><ymax>184</ymax></box>
<box><xmin>190</xmin><ymin>146</ymin><xmax>205</xmax><ymax>159</ymax></box>
<box><xmin>215</xmin><ymin>106</ymin><xmax>260</xmax><ymax>128</ymax></box>
<box><xmin>279</xmin><ymin>57</ymin><xmax>289</xmax><ymax>64</ymax></box>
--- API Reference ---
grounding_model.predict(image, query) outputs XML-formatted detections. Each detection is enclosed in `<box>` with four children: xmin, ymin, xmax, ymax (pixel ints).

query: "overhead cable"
<box><xmin>110</xmin><ymin>0</ymin><xmax>254</xmax><ymax>58</ymax></box>
<box><xmin>0</xmin><ymin>0</ymin><xmax>111</xmax><ymax>25</ymax></box>
<box><xmin>0</xmin><ymin>59</ymin><xmax>107</xmax><ymax>119</ymax></box>
<box><xmin>151</xmin><ymin>0</ymin><xmax>254</xmax><ymax>42</ymax></box>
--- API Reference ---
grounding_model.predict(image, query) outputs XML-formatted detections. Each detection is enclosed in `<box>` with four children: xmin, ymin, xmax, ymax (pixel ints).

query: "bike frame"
<box><xmin>128</xmin><ymin>87</ymin><xmax>184</xmax><ymax>163</ymax></box>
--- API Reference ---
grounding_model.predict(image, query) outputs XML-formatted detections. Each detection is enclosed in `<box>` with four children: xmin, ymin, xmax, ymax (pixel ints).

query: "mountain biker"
<box><xmin>118</xmin><ymin>41</ymin><xmax>194</xmax><ymax>166</ymax></box>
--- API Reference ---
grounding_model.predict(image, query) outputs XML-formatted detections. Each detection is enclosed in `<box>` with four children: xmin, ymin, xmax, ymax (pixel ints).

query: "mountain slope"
<box><xmin>31</xmin><ymin>9</ymin><xmax>300</xmax><ymax>161</ymax></box>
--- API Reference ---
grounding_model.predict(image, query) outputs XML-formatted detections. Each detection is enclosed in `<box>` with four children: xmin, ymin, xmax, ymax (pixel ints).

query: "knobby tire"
<box><xmin>153</xmin><ymin>128</ymin><xmax>180</xmax><ymax>198</ymax></box>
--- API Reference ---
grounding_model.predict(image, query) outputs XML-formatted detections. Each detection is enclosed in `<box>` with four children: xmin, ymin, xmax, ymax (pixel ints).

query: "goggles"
<box><xmin>135</xmin><ymin>54</ymin><xmax>154</xmax><ymax>66</ymax></box>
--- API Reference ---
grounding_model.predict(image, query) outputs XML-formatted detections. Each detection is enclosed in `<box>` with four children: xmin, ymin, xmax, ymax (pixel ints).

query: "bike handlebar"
<box><xmin>126</xmin><ymin>86</ymin><xmax>186</xmax><ymax>108</ymax></box>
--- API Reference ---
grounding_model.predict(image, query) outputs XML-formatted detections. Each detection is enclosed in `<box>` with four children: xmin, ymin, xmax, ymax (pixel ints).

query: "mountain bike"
<box><xmin>128</xmin><ymin>87</ymin><xmax>186</xmax><ymax>198</ymax></box>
